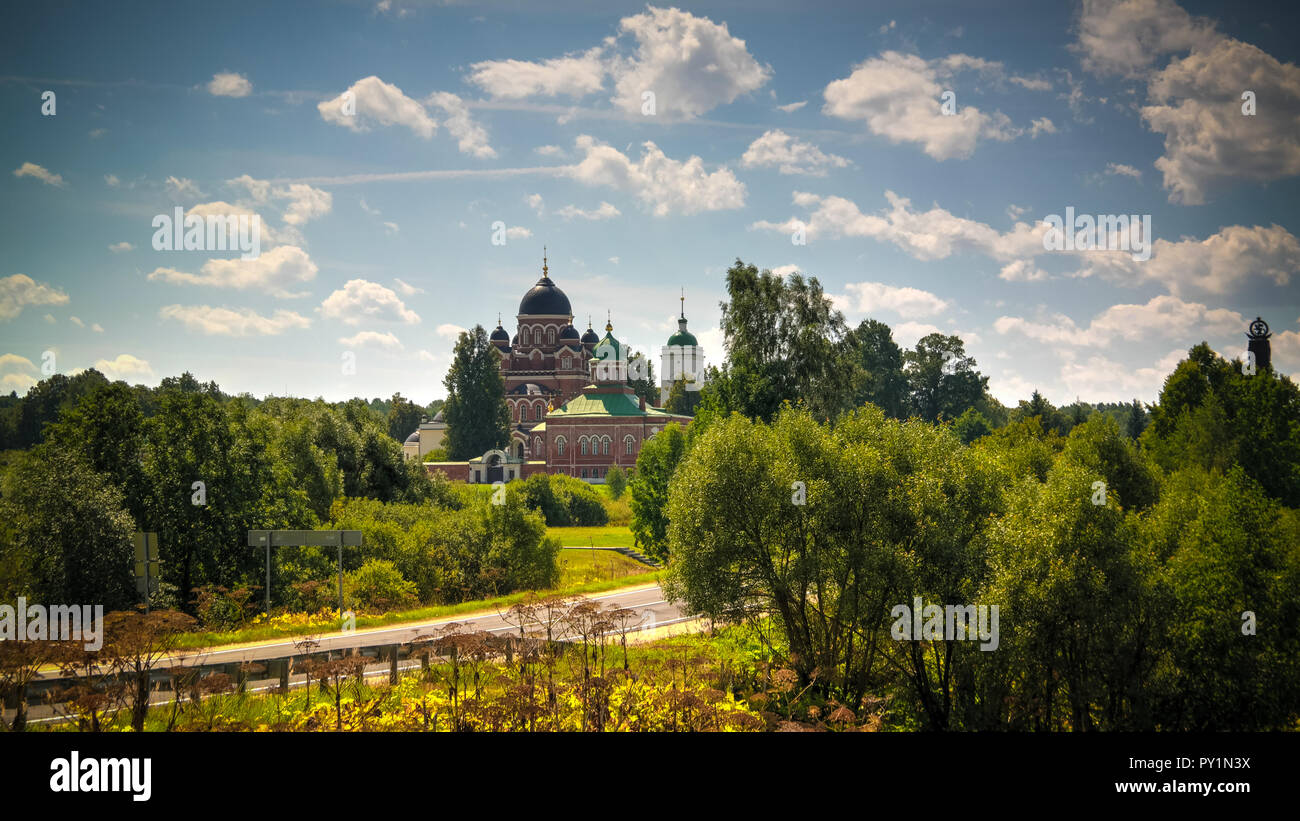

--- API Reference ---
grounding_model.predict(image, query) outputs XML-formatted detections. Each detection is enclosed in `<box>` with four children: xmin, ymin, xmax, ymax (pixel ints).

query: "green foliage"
<box><xmin>442</xmin><ymin>325</ymin><xmax>510</xmax><ymax>460</ymax></box>
<box><xmin>344</xmin><ymin>559</ymin><xmax>419</xmax><ymax>612</ymax></box>
<box><xmin>845</xmin><ymin>318</ymin><xmax>908</xmax><ymax>418</ymax></box>
<box><xmin>952</xmin><ymin>407</ymin><xmax>993</xmax><ymax>444</ymax></box>
<box><xmin>517</xmin><ymin>473</ymin><xmax>609</xmax><ymax>526</ymax></box>
<box><xmin>604</xmin><ymin>464</ymin><xmax>627</xmax><ymax>499</ymax></box>
<box><xmin>628</xmin><ymin>422</ymin><xmax>689</xmax><ymax>562</ymax></box>
<box><xmin>0</xmin><ymin>444</ymin><xmax>136</xmax><ymax>610</ymax></box>
<box><xmin>663</xmin><ymin>378</ymin><xmax>701</xmax><ymax>416</ymax></box>
<box><xmin>1059</xmin><ymin>414</ymin><xmax>1159</xmax><ymax>511</ymax></box>
<box><xmin>385</xmin><ymin>392</ymin><xmax>424</xmax><ymax>443</ymax></box>
<box><xmin>903</xmin><ymin>333</ymin><xmax>988</xmax><ymax>422</ymax></box>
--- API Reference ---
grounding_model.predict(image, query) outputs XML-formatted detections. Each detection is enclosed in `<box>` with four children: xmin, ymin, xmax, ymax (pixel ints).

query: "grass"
<box><xmin>549</xmin><ymin>524</ymin><xmax>635</xmax><ymax>547</ymax></box>
<box><xmin>173</xmin><ymin>563</ymin><xmax>660</xmax><ymax>651</ymax></box>
<box><xmin>557</xmin><ymin>547</ymin><xmax>650</xmax><ymax>586</ymax></box>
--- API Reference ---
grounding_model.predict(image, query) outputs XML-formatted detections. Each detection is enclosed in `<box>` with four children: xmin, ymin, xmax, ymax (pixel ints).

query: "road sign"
<box><xmin>247</xmin><ymin>530</ymin><xmax>364</xmax><ymax>616</ymax></box>
<box><xmin>132</xmin><ymin>532</ymin><xmax>160</xmax><ymax>599</ymax></box>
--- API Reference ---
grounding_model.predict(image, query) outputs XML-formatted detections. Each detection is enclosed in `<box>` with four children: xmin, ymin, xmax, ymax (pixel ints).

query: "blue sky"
<box><xmin>2</xmin><ymin>0</ymin><xmax>1298</xmax><ymax>406</ymax></box>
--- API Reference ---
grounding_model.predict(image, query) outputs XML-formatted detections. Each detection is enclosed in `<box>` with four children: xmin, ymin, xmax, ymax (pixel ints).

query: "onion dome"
<box><xmin>559</xmin><ymin>323</ymin><xmax>581</xmax><ymax>341</ymax></box>
<box><xmin>667</xmin><ymin>291</ymin><xmax>697</xmax><ymax>346</ymax></box>
<box><xmin>490</xmin><ymin>314</ymin><xmax>510</xmax><ymax>346</ymax></box>
<box><xmin>581</xmin><ymin>317</ymin><xmax>600</xmax><ymax>345</ymax></box>
<box><xmin>518</xmin><ymin>250</ymin><xmax>571</xmax><ymax>316</ymax></box>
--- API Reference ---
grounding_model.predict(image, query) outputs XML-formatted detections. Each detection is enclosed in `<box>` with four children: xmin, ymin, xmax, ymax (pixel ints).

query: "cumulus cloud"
<box><xmin>165</xmin><ymin>176</ymin><xmax>203</xmax><ymax>200</ymax></box>
<box><xmin>467</xmin><ymin>7</ymin><xmax>769</xmax><ymax>119</ymax></box>
<box><xmin>1074</xmin><ymin>223</ymin><xmax>1299</xmax><ymax>296</ymax></box>
<box><xmin>1058</xmin><ymin>349</ymin><xmax>1188</xmax><ymax>403</ymax></box>
<box><xmin>338</xmin><ymin>330</ymin><xmax>404</xmax><ymax>350</ymax></box>
<box><xmin>1106</xmin><ymin>162</ymin><xmax>1143</xmax><ymax>179</ymax></box>
<box><xmin>534</xmin><ymin>144</ymin><xmax>565</xmax><ymax>157</ymax></box>
<box><xmin>426</xmin><ymin>91</ymin><xmax>497</xmax><ymax>158</ymax></box>
<box><xmin>468</xmin><ymin>48</ymin><xmax>607</xmax><ymax>99</ymax></box>
<box><xmin>740</xmin><ymin>130</ymin><xmax>850</xmax><ymax>176</ymax></box>
<box><xmin>821</xmin><ymin>51</ymin><xmax>1022</xmax><ymax>160</ymax></box>
<box><xmin>775</xmin><ymin>100</ymin><xmax>807</xmax><ymax>112</ymax></box>
<box><xmin>836</xmin><ymin>281</ymin><xmax>950</xmax><ymax>317</ymax></box>
<box><xmin>94</xmin><ymin>354</ymin><xmax>153</xmax><ymax>381</ymax></box>
<box><xmin>436</xmin><ymin>323</ymin><xmax>467</xmax><ymax>339</ymax></box>
<box><xmin>0</xmin><ymin>274</ymin><xmax>69</xmax><ymax>321</ymax></box>
<box><xmin>994</xmin><ymin>295</ymin><xmax>1243</xmax><ymax>347</ymax></box>
<box><xmin>160</xmin><ymin>305</ymin><xmax>312</xmax><ymax>336</ymax></box>
<box><xmin>569</xmin><ymin>134</ymin><xmax>745</xmax><ymax>216</ymax></box>
<box><xmin>393</xmin><ymin>278</ymin><xmax>423</xmax><ymax>296</ymax></box>
<box><xmin>147</xmin><ymin>245</ymin><xmax>319</xmax><ymax>298</ymax></box>
<box><xmin>0</xmin><ymin>353</ymin><xmax>37</xmax><ymax>392</ymax></box>
<box><xmin>751</xmin><ymin>190</ymin><xmax>1045</xmax><ymax>261</ymax></box>
<box><xmin>319</xmin><ymin>279</ymin><xmax>420</xmax><ymax>325</ymax></box>
<box><xmin>1073</xmin><ymin>0</ymin><xmax>1220</xmax><ymax>78</ymax></box>
<box><xmin>13</xmin><ymin>162</ymin><xmax>64</xmax><ymax>187</ymax></box>
<box><xmin>108</xmin><ymin>241</ymin><xmax>133</xmax><ymax>253</ymax></box>
<box><xmin>208</xmin><ymin>72</ymin><xmax>252</xmax><ymax>97</ymax></box>
<box><xmin>317</xmin><ymin>76</ymin><xmax>437</xmax><ymax>138</ymax></box>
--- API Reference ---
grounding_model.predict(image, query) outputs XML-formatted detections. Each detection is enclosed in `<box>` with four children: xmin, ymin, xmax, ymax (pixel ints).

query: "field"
<box><xmin>548</xmin><ymin>524</ymin><xmax>636</xmax><ymax>547</ymax></box>
<box><xmin>557</xmin><ymin>546</ymin><xmax>650</xmax><ymax>585</ymax></box>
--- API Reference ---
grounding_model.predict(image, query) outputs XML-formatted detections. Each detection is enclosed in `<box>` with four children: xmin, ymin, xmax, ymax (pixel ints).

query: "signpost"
<box><xmin>132</xmin><ymin>532</ymin><xmax>160</xmax><ymax>612</ymax></box>
<box><xmin>247</xmin><ymin>530</ymin><xmax>363</xmax><ymax>616</ymax></box>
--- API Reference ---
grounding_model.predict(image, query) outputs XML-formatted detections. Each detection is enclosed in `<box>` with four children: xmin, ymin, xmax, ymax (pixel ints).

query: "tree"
<box><xmin>628</xmin><ymin>422</ymin><xmax>689</xmax><ymax>563</ymax></box>
<box><xmin>715</xmin><ymin>259</ymin><xmax>856</xmax><ymax>420</ymax></box>
<box><xmin>663</xmin><ymin>378</ymin><xmax>701</xmax><ymax>416</ymax></box>
<box><xmin>443</xmin><ymin>326</ymin><xmax>510</xmax><ymax>460</ymax></box>
<box><xmin>845</xmin><ymin>319</ymin><xmax>908</xmax><ymax>417</ymax></box>
<box><xmin>0</xmin><ymin>444</ymin><xmax>136</xmax><ymax>610</ymax></box>
<box><xmin>953</xmin><ymin>407</ymin><xmax>993</xmax><ymax>444</ymax></box>
<box><xmin>626</xmin><ymin>349</ymin><xmax>658</xmax><ymax>407</ymax></box>
<box><xmin>903</xmin><ymin>333</ymin><xmax>987</xmax><ymax>422</ymax></box>
<box><xmin>605</xmin><ymin>464</ymin><xmax>627</xmax><ymax>500</ymax></box>
<box><xmin>386</xmin><ymin>392</ymin><xmax>424</xmax><ymax>442</ymax></box>
<box><xmin>1126</xmin><ymin>398</ymin><xmax>1149</xmax><ymax>439</ymax></box>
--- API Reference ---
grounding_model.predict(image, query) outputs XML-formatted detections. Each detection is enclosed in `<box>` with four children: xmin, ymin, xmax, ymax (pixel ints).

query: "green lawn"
<box><xmin>549</xmin><ymin>524</ymin><xmax>635</xmax><ymax>547</ymax></box>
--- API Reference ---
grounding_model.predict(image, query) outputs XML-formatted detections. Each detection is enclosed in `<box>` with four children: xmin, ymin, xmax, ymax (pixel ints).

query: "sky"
<box><xmin>2</xmin><ymin>0</ymin><xmax>1298</xmax><ymax>407</ymax></box>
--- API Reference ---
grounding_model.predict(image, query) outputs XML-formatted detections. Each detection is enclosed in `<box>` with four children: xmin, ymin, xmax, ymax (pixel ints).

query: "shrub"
<box><xmin>605</xmin><ymin>464</ymin><xmax>627</xmax><ymax>499</ymax></box>
<box><xmin>344</xmin><ymin>559</ymin><xmax>419</xmax><ymax>613</ymax></box>
<box><xmin>519</xmin><ymin>473</ymin><xmax>608</xmax><ymax>526</ymax></box>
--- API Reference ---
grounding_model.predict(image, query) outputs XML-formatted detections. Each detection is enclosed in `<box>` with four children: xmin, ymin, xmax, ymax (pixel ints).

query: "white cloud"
<box><xmin>821</xmin><ymin>51</ymin><xmax>1021</xmax><ymax>160</ymax></box>
<box><xmin>751</xmin><ymin>190</ymin><xmax>1044</xmax><ymax>262</ymax></box>
<box><xmin>1058</xmin><ymin>349</ymin><xmax>1187</xmax><ymax>403</ymax></box>
<box><xmin>775</xmin><ymin>100</ymin><xmax>807</xmax><ymax>112</ymax></box>
<box><xmin>227</xmin><ymin>175</ymin><xmax>332</xmax><ymax>227</ymax></box>
<box><xmin>1142</xmin><ymin>39</ymin><xmax>1300</xmax><ymax>204</ymax></box>
<box><xmin>92</xmin><ymin>323</ymin><xmax>103</xmax><ymax>333</ymax></box>
<box><xmin>426</xmin><ymin>91</ymin><xmax>497</xmax><ymax>158</ymax></box>
<box><xmin>1029</xmin><ymin>117</ymin><xmax>1056</xmax><ymax>137</ymax></box>
<box><xmin>208</xmin><ymin>72</ymin><xmax>253</xmax><ymax>97</ymax></box>
<box><xmin>569</xmin><ymin>134</ymin><xmax>745</xmax><ymax>216</ymax></box>
<box><xmin>159</xmin><ymin>305</ymin><xmax>312</xmax><ymax>336</ymax></box>
<box><xmin>0</xmin><ymin>352</ymin><xmax>37</xmax><ymax>390</ymax></box>
<box><xmin>317</xmin><ymin>76</ymin><xmax>437</xmax><ymax>139</ymax></box>
<box><xmin>1073</xmin><ymin>0</ymin><xmax>1220</xmax><ymax>78</ymax></box>
<box><xmin>609</xmin><ymin>6</ymin><xmax>770</xmax><ymax>117</ymax></box>
<box><xmin>507</xmin><ymin>226</ymin><xmax>532</xmax><ymax>239</ymax></box>
<box><xmin>1105</xmin><ymin>162</ymin><xmax>1143</xmax><ymax>179</ymax></box>
<box><xmin>416</xmin><ymin>349</ymin><xmax>438</xmax><ymax>363</ymax></box>
<box><xmin>393</xmin><ymin>278</ymin><xmax>422</xmax><ymax>296</ymax></box>
<box><xmin>320</xmin><ymin>279</ymin><xmax>420</xmax><ymax>325</ymax></box>
<box><xmin>994</xmin><ymin>296</ymin><xmax>1243</xmax><ymax>348</ymax></box>
<box><xmin>104</xmin><ymin>174</ymin><xmax>120</xmax><ymax>187</ymax></box>
<box><xmin>998</xmin><ymin>259</ymin><xmax>1050</xmax><ymax>282</ymax></box>
<box><xmin>837</xmin><ymin>281</ymin><xmax>950</xmax><ymax>317</ymax></box>
<box><xmin>526</xmin><ymin>193</ymin><xmax>546</xmax><ymax>216</ymax></box>
<box><xmin>555</xmin><ymin>201</ymin><xmax>621</xmax><ymax>221</ymax></box>
<box><xmin>338</xmin><ymin>330</ymin><xmax>404</xmax><ymax>350</ymax></box>
<box><xmin>1010</xmin><ymin>76</ymin><xmax>1052</xmax><ymax>91</ymax></box>
<box><xmin>770</xmin><ymin>264</ymin><xmax>800</xmax><ymax>278</ymax></box>
<box><xmin>147</xmin><ymin>245</ymin><xmax>318</xmax><ymax>298</ymax></box>
<box><xmin>383</xmin><ymin>221</ymin><xmax>400</xmax><ymax>235</ymax></box>
<box><xmin>740</xmin><ymin>129</ymin><xmax>850</xmax><ymax>176</ymax></box>
<box><xmin>108</xmin><ymin>241</ymin><xmax>133</xmax><ymax>253</ymax></box>
<box><xmin>534</xmin><ymin>144</ymin><xmax>565</xmax><ymax>157</ymax></box>
<box><xmin>466</xmin><ymin>7</ymin><xmax>768</xmax><ymax>119</ymax></box>
<box><xmin>69</xmin><ymin>316</ymin><xmax>84</xmax><ymax>327</ymax></box>
<box><xmin>43</xmin><ymin>313</ymin><xmax>55</xmax><ymax>324</ymax></box>
<box><xmin>436</xmin><ymin>323</ymin><xmax>467</xmax><ymax>339</ymax></box>
<box><xmin>0</xmin><ymin>274</ymin><xmax>69</xmax><ymax>321</ymax></box>
<box><xmin>468</xmin><ymin>48</ymin><xmax>607</xmax><ymax>99</ymax></box>
<box><xmin>94</xmin><ymin>354</ymin><xmax>153</xmax><ymax>381</ymax></box>
<box><xmin>165</xmin><ymin>176</ymin><xmax>203</xmax><ymax>200</ymax></box>
<box><xmin>1075</xmin><ymin>223</ymin><xmax>1299</xmax><ymax>296</ymax></box>
<box><xmin>13</xmin><ymin>162</ymin><xmax>64</xmax><ymax>187</ymax></box>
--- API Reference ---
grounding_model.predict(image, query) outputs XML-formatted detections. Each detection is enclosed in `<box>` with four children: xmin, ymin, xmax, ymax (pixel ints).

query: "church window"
<box><xmin>581</xmin><ymin>468</ymin><xmax>588</xmax><ymax>478</ymax></box>
<box><xmin>624</xmin><ymin>435</ymin><xmax>635</xmax><ymax>455</ymax></box>
<box><xmin>562</xmin><ymin>356</ymin><xmax>571</xmax><ymax>370</ymax></box>
<box><xmin>556</xmin><ymin>437</ymin><xmax>566</xmax><ymax>456</ymax></box>
<box><xmin>548</xmin><ymin>328</ymin><xmax>556</xmax><ymax>345</ymax></box>
<box><xmin>520</xmin><ymin>404</ymin><xmax>529</xmax><ymax>422</ymax></box>
<box><xmin>602</xmin><ymin>437</ymin><xmax>610</xmax><ymax>455</ymax></box>
<box><xmin>521</xmin><ymin>328</ymin><xmax>529</xmax><ymax>345</ymax></box>
<box><xmin>581</xmin><ymin>438</ymin><xmax>588</xmax><ymax>456</ymax></box>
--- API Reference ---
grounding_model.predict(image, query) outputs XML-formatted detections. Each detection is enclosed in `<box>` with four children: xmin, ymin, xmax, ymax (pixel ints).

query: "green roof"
<box><xmin>667</xmin><ymin>329</ymin><xmax>697</xmax><ymax>346</ymax></box>
<box><xmin>547</xmin><ymin>386</ymin><xmax>677</xmax><ymax>418</ymax></box>
<box><xmin>593</xmin><ymin>329</ymin><xmax>623</xmax><ymax>360</ymax></box>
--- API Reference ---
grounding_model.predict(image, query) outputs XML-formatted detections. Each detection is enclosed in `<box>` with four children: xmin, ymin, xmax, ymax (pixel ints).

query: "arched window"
<box><xmin>535</xmin><ymin>400</ymin><xmax>546</xmax><ymax>419</ymax></box>
<box><xmin>533</xmin><ymin>437</ymin><xmax>543</xmax><ymax>456</ymax></box>
<box><xmin>602</xmin><ymin>436</ymin><xmax>610</xmax><ymax>455</ymax></box>
<box><xmin>521</xmin><ymin>328</ymin><xmax>529</xmax><ymax>346</ymax></box>
<box><xmin>520</xmin><ymin>404</ymin><xmax>529</xmax><ymax>422</ymax></box>
<box><xmin>548</xmin><ymin>328</ymin><xmax>556</xmax><ymax>345</ymax></box>
<box><xmin>580</xmin><ymin>438</ymin><xmax>588</xmax><ymax>456</ymax></box>
<box><xmin>624</xmin><ymin>435</ymin><xmax>635</xmax><ymax>455</ymax></box>
<box><xmin>562</xmin><ymin>356</ymin><xmax>571</xmax><ymax>370</ymax></box>
<box><xmin>556</xmin><ymin>437</ymin><xmax>566</xmax><ymax>456</ymax></box>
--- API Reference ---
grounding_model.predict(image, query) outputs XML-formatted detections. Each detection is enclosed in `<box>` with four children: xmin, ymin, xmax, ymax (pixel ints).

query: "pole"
<box><xmin>144</xmin><ymin>533</ymin><xmax>151</xmax><ymax>615</ymax></box>
<box><xmin>338</xmin><ymin>543</ymin><xmax>344</xmax><ymax>619</ymax></box>
<box><xmin>265</xmin><ymin>544</ymin><xmax>272</xmax><ymax>615</ymax></box>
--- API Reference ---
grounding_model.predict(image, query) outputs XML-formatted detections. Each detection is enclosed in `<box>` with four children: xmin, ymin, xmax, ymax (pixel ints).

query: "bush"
<box><xmin>344</xmin><ymin>559</ymin><xmax>419</xmax><ymax>613</ymax></box>
<box><xmin>518</xmin><ymin>473</ymin><xmax>608</xmax><ymax>526</ymax></box>
<box><xmin>605</xmin><ymin>464</ymin><xmax>627</xmax><ymax>499</ymax></box>
<box><xmin>191</xmin><ymin>585</ymin><xmax>260</xmax><ymax>631</ymax></box>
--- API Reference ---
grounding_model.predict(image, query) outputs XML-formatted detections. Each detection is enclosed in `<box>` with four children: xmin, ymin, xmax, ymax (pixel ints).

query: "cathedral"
<box><xmin>406</xmin><ymin>254</ymin><xmax>703</xmax><ymax>484</ymax></box>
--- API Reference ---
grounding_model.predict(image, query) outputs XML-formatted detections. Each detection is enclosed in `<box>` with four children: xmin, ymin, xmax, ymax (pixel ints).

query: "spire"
<box><xmin>606</xmin><ymin>310</ymin><xmax>612</xmax><ymax>332</ymax></box>
<box><xmin>680</xmin><ymin>288</ymin><xmax>685</xmax><ymax>319</ymax></box>
<box><xmin>542</xmin><ymin>246</ymin><xmax>548</xmax><ymax>278</ymax></box>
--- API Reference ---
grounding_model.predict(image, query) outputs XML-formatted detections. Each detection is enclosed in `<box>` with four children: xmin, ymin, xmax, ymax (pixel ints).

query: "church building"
<box><xmin>411</xmin><ymin>255</ymin><xmax>699</xmax><ymax>484</ymax></box>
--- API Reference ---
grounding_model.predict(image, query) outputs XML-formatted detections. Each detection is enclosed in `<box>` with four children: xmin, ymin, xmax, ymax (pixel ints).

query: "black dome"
<box><xmin>581</xmin><ymin>325</ymin><xmax>600</xmax><ymax>344</ymax></box>
<box><xmin>490</xmin><ymin>324</ymin><xmax>510</xmax><ymax>343</ymax></box>
<box><xmin>519</xmin><ymin>275</ymin><xmax>572</xmax><ymax>316</ymax></box>
<box><xmin>559</xmin><ymin>324</ymin><xmax>580</xmax><ymax>340</ymax></box>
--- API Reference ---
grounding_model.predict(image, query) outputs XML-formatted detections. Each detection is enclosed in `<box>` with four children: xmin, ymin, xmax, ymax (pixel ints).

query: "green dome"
<box><xmin>593</xmin><ymin>320</ymin><xmax>623</xmax><ymax>360</ymax></box>
<box><xmin>667</xmin><ymin>329</ymin><xmax>697</xmax><ymax>346</ymax></box>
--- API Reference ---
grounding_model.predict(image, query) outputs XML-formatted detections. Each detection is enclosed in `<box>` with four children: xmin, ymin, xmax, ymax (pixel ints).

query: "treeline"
<box><xmin>628</xmin><ymin>260</ymin><xmax>1300</xmax><ymax>730</ymax></box>
<box><xmin>0</xmin><ymin>371</ymin><xmax>555</xmax><ymax>619</ymax></box>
